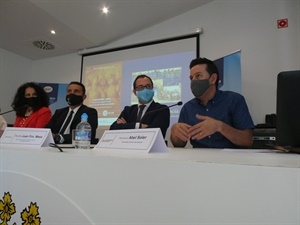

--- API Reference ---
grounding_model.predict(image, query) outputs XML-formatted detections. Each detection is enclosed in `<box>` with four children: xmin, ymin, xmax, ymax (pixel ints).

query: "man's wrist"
<box><xmin>217</xmin><ymin>121</ymin><xmax>225</xmax><ymax>133</ymax></box>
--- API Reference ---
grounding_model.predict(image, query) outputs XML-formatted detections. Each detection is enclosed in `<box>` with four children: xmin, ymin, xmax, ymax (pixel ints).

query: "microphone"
<box><xmin>0</xmin><ymin>105</ymin><xmax>28</xmax><ymax>116</ymax></box>
<box><xmin>143</xmin><ymin>101</ymin><xmax>183</xmax><ymax>116</ymax></box>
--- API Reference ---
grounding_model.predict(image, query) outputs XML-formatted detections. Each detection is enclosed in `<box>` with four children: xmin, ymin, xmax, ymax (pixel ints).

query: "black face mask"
<box><xmin>25</xmin><ymin>97</ymin><xmax>38</xmax><ymax>107</ymax></box>
<box><xmin>66</xmin><ymin>94</ymin><xmax>83</xmax><ymax>106</ymax></box>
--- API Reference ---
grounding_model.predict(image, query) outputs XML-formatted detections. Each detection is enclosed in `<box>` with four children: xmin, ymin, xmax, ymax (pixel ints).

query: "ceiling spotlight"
<box><xmin>102</xmin><ymin>7</ymin><xmax>109</xmax><ymax>14</ymax></box>
<box><xmin>51</xmin><ymin>30</ymin><xmax>56</xmax><ymax>34</ymax></box>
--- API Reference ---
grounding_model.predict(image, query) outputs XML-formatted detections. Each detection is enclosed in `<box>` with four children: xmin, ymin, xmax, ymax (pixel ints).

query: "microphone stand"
<box><xmin>0</xmin><ymin>105</ymin><xmax>28</xmax><ymax>116</ymax></box>
<box><xmin>143</xmin><ymin>101</ymin><xmax>183</xmax><ymax>116</ymax></box>
<box><xmin>0</xmin><ymin>109</ymin><xmax>16</xmax><ymax>116</ymax></box>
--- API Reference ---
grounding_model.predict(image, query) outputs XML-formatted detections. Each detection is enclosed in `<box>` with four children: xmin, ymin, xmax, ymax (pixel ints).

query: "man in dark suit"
<box><xmin>110</xmin><ymin>74</ymin><xmax>170</xmax><ymax>138</ymax></box>
<box><xmin>46</xmin><ymin>81</ymin><xmax>98</xmax><ymax>144</ymax></box>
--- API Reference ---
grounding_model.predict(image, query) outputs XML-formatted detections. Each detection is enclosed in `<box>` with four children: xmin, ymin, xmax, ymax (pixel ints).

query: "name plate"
<box><xmin>94</xmin><ymin>128</ymin><xmax>168</xmax><ymax>153</ymax></box>
<box><xmin>0</xmin><ymin>127</ymin><xmax>54</xmax><ymax>147</ymax></box>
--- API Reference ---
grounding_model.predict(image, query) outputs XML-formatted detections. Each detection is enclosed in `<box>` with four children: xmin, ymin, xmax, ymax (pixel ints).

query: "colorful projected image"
<box><xmin>84</xmin><ymin>62</ymin><xmax>122</xmax><ymax>127</ymax></box>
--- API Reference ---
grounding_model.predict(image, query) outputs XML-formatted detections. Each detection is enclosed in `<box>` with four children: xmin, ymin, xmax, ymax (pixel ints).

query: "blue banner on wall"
<box><xmin>214</xmin><ymin>50</ymin><xmax>241</xmax><ymax>93</ymax></box>
<box><xmin>38</xmin><ymin>83</ymin><xmax>68</xmax><ymax>114</ymax></box>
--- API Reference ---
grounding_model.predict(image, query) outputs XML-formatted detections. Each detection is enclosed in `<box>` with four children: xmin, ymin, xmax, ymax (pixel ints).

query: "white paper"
<box><xmin>0</xmin><ymin>127</ymin><xmax>54</xmax><ymax>147</ymax></box>
<box><xmin>94</xmin><ymin>128</ymin><xmax>168</xmax><ymax>153</ymax></box>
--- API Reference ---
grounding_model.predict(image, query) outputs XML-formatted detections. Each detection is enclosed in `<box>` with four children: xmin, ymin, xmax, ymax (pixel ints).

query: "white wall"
<box><xmin>0</xmin><ymin>49</ymin><xmax>33</xmax><ymax>123</ymax></box>
<box><xmin>31</xmin><ymin>53</ymin><xmax>82</xmax><ymax>83</ymax></box>
<box><xmin>1</xmin><ymin>0</ymin><xmax>299</xmax><ymax>125</ymax></box>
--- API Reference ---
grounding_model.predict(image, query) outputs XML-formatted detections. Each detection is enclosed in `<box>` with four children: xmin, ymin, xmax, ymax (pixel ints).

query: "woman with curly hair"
<box><xmin>11</xmin><ymin>82</ymin><xmax>51</xmax><ymax>128</ymax></box>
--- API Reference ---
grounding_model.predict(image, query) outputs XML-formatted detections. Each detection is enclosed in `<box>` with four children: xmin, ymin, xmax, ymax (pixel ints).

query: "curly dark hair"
<box><xmin>11</xmin><ymin>82</ymin><xmax>49</xmax><ymax>117</ymax></box>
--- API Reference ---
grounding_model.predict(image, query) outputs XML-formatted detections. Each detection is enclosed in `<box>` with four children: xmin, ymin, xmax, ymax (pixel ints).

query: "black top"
<box><xmin>46</xmin><ymin>105</ymin><xmax>98</xmax><ymax>144</ymax></box>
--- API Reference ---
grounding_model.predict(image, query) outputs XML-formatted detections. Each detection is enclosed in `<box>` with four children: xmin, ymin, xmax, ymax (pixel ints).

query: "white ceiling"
<box><xmin>0</xmin><ymin>0</ymin><xmax>213</xmax><ymax>60</ymax></box>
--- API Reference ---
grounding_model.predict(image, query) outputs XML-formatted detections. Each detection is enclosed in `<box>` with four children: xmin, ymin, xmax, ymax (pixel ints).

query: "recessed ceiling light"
<box><xmin>51</xmin><ymin>30</ymin><xmax>56</xmax><ymax>34</ymax></box>
<box><xmin>102</xmin><ymin>7</ymin><xmax>109</xmax><ymax>14</ymax></box>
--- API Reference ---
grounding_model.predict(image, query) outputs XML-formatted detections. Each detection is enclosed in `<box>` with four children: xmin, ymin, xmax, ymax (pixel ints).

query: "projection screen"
<box><xmin>81</xmin><ymin>34</ymin><xmax>200</xmax><ymax>128</ymax></box>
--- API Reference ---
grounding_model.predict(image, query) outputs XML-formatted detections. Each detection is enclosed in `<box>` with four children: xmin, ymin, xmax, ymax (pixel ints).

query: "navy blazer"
<box><xmin>110</xmin><ymin>101</ymin><xmax>170</xmax><ymax>138</ymax></box>
<box><xmin>46</xmin><ymin>105</ymin><xmax>98</xmax><ymax>144</ymax></box>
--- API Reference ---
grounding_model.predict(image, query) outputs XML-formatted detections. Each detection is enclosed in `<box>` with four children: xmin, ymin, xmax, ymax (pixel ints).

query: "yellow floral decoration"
<box><xmin>0</xmin><ymin>192</ymin><xmax>16</xmax><ymax>224</ymax></box>
<box><xmin>21</xmin><ymin>202</ymin><xmax>41</xmax><ymax>225</ymax></box>
<box><xmin>0</xmin><ymin>192</ymin><xmax>41</xmax><ymax>225</ymax></box>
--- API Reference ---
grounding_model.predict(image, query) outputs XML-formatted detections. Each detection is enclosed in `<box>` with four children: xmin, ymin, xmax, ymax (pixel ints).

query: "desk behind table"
<box><xmin>1</xmin><ymin>147</ymin><xmax>299</xmax><ymax>224</ymax></box>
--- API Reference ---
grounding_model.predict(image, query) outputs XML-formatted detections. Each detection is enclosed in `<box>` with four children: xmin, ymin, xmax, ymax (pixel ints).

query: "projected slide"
<box><xmin>84</xmin><ymin>62</ymin><xmax>122</xmax><ymax>126</ymax></box>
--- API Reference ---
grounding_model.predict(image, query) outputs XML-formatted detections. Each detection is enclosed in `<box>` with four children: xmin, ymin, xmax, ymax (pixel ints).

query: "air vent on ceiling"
<box><xmin>32</xmin><ymin>40</ymin><xmax>55</xmax><ymax>50</ymax></box>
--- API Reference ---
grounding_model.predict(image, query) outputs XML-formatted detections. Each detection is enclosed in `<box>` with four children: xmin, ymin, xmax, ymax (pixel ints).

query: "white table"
<box><xmin>1</xmin><ymin>146</ymin><xmax>299</xmax><ymax>224</ymax></box>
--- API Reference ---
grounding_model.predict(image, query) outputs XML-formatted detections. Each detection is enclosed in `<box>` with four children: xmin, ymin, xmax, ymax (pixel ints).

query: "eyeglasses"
<box><xmin>135</xmin><ymin>84</ymin><xmax>153</xmax><ymax>91</ymax></box>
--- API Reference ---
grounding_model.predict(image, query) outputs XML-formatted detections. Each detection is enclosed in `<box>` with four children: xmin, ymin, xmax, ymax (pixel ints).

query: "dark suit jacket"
<box><xmin>110</xmin><ymin>101</ymin><xmax>170</xmax><ymax>138</ymax></box>
<box><xmin>46</xmin><ymin>105</ymin><xmax>98</xmax><ymax>144</ymax></box>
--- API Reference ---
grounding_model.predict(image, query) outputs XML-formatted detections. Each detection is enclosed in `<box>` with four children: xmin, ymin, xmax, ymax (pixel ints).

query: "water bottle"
<box><xmin>74</xmin><ymin>113</ymin><xmax>91</xmax><ymax>149</ymax></box>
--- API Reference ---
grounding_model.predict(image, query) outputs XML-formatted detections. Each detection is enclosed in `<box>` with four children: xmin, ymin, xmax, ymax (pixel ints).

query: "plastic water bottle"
<box><xmin>74</xmin><ymin>113</ymin><xmax>91</xmax><ymax>149</ymax></box>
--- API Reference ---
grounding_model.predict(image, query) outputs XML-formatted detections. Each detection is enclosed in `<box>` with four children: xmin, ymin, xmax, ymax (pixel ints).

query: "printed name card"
<box><xmin>0</xmin><ymin>127</ymin><xmax>54</xmax><ymax>147</ymax></box>
<box><xmin>94</xmin><ymin>128</ymin><xmax>168</xmax><ymax>153</ymax></box>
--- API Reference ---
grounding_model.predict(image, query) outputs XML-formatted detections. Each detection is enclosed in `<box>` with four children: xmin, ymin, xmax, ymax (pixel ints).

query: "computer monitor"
<box><xmin>276</xmin><ymin>70</ymin><xmax>300</xmax><ymax>147</ymax></box>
